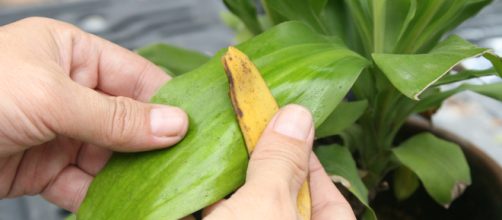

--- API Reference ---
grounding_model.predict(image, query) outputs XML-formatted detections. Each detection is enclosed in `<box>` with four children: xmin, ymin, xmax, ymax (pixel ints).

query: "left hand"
<box><xmin>0</xmin><ymin>17</ymin><xmax>189</xmax><ymax>212</ymax></box>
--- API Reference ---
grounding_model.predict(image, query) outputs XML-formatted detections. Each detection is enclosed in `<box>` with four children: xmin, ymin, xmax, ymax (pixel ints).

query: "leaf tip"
<box><xmin>451</xmin><ymin>181</ymin><xmax>469</xmax><ymax>202</ymax></box>
<box><xmin>330</xmin><ymin>175</ymin><xmax>352</xmax><ymax>188</ymax></box>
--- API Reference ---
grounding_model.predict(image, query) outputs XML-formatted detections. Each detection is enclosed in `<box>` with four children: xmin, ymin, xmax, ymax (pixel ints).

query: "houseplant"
<box><xmin>221</xmin><ymin>0</ymin><xmax>502</xmax><ymax>218</ymax></box>
<box><xmin>76</xmin><ymin>0</ymin><xmax>502</xmax><ymax>219</ymax></box>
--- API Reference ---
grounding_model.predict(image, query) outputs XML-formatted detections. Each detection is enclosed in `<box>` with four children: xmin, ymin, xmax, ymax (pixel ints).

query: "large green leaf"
<box><xmin>223</xmin><ymin>0</ymin><xmax>262</xmax><ymax>34</ymax></box>
<box><xmin>316</xmin><ymin>100</ymin><xmax>368</xmax><ymax>138</ymax></box>
<box><xmin>137</xmin><ymin>43</ymin><xmax>210</xmax><ymax>77</ymax></box>
<box><xmin>392</xmin><ymin>133</ymin><xmax>471</xmax><ymax>206</ymax></box>
<box><xmin>315</xmin><ymin>144</ymin><xmax>376</xmax><ymax>220</ymax></box>
<box><xmin>78</xmin><ymin>22</ymin><xmax>368</xmax><ymax>219</ymax></box>
<box><xmin>373</xmin><ymin>35</ymin><xmax>499</xmax><ymax>100</ymax></box>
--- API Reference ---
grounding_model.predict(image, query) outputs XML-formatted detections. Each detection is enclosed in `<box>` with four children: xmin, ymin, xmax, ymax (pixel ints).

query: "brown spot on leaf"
<box><xmin>234</xmin><ymin>105</ymin><xmax>243</xmax><ymax>117</ymax></box>
<box><xmin>241</xmin><ymin>62</ymin><xmax>251</xmax><ymax>74</ymax></box>
<box><xmin>222</xmin><ymin>56</ymin><xmax>243</xmax><ymax>118</ymax></box>
<box><xmin>222</xmin><ymin>58</ymin><xmax>234</xmax><ymax>88</ymax></box>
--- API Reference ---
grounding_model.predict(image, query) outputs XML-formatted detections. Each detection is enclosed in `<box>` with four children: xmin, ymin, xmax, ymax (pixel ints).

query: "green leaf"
<box><xmin>316</xmin><ymin>100</ymin><xmax>368</xmax><ymax>138</ymax></box>
<box><xmin>220</xmin><ymin>12</ymin><xmax>255</xmax><ymax>43</ymax></box>
<box><xmin>484</xmin><ymin>52</ymin><xmax>502</xmax><ymax>77</ymax></box>
<box><xmin>260</xmin><ymin>0</ymin><xmax>288</xmax><ymax>25</ymax></box>
<box><xmin>310</xmin><ymin>0</ymin><xmax>329</xmax><ymax>15</ymax></box>
<box><xmin>392</xmin><ymin>133</ymin><xmax>471</xmax><ymax>206</ymax></box>
<box><xmin>220</xmin><ymin>11</ymin><xmax>242</xmax><ymax>30</ymax></box>
<box><xmin>395</xmin><ymin>0</ymin><xmax>492</xmax><ymax>53</ymax></box>
<box><xmin>344</xmin><ymin>0</ymin><xmax>373</xmax><ymax>54</ymax></box>
<box><xmin>315</xmin><ymin>144</ymin><xmax>376</xmax><ymax>220</ymax></box>
<box><xmin>393</xmin><ymin>166</ymin><xmax>420</xmax><ymax>201</ymax></box>
<box><xmin>373</xmin><ymin>35</ymin><xmax>491</xmax><ymax>100</ymax></box>
<box><xmin>416</xmin><ymin>82</ymin><xmax>502</xmax><ymax>112</ymax></box>
<box><xmin>78</xmin><ymin>21</ymin><xmax>368</xmax><ymax>220</ymax></box>
<box><xmin>372</xmin><ymin>0</ymin><xmax>386</xmax><ymax>53</ymax></box>
<box><xmin>256</xmin><ymin>0</ymin><xmax>492</xmax><ymax>54</ymax></box>
<box><xmin>380</xmin><ymin>0</ymin><xmax>417</xmax><ymax>53</ymax></box>
<box><xmin>137</xmin><ymin>43</ymin><xmax>210</xmax><ymax>77</ymax></box>
<box><xmin>319</xmin><ymin>0</ymin><xmax>348</xmax><ymax>38</ymax></box>
<box><xmin>265</xmin><ymin>0</ymin><xmax>327</xmax><ymax>33</ymax></box>
<box><xmin>65</xmin><ymin>214</ymin><xmax>76</xmax><ymax>220</ymax></box>
<box><xmin>223</xmin><ymin>0</ymin><xmax>262</xmax><ymax>34</ymax></box>
<box><xmin>434</xmin><ymin>68</ymin><xmax>497</xmax><ymax>86</ymax></box>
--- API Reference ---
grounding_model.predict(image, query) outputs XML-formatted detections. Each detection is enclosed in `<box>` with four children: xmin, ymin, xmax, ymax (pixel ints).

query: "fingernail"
<box><xmin>150</xmin><ymin>107</ymin><xmax>188</xmax><ymax>137</ymax></box>
<box><xmin>272</xmin><ymin>105</ymin><xmax>313</xmax><ymax>141</ymax></box>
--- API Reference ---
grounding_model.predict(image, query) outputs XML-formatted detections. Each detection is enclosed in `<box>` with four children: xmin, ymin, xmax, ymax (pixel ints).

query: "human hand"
<box><xmin>0</xmin><ymin>18</ymin><xmax>188</xmax><ymax>212</ymax></box>
<box><xmin>204</xmin><ymin>105</ymin><xmax>355</xmax><ymax>220</ymax></box>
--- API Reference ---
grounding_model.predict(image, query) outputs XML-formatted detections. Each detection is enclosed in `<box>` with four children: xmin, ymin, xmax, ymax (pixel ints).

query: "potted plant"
<box><xmin>75</xmin><ymin>0</ymin><xmax>502</xmax><ymax>219</ymax></box>
<box><xmin>221</xmin><ymin>0</ymin><xmax>502</xmax><ymax>219</ymax></box>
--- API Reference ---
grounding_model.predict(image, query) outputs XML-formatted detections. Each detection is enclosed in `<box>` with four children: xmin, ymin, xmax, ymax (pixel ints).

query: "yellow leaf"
<box><xmin>222</xmin><ymin>46</ymin><xmax>311</xmax><ymax>220</ymax></box>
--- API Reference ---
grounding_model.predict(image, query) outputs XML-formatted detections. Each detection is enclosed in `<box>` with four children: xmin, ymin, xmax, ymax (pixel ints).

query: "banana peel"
<box><xmin>222</xmin><ymin>47</ymin><xmax>312</xmax><ymax>220</ymax></box>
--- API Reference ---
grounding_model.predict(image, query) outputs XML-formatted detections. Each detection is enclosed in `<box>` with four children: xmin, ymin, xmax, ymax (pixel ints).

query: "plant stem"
<box><xmin>373</xmin><ymin>0</ymin><xmax>386</xmax><ymax>53</ymax></box>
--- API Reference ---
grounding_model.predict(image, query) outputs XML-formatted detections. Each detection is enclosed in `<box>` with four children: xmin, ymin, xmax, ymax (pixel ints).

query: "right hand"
<box><xmin>204</xmin><ymin>104</ymin><xmax>356</xmax><ymax>220</ymax></box>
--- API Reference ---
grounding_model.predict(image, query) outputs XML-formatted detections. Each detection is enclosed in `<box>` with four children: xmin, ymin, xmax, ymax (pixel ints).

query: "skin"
<box><xmin>204</xmin><ymin>105</ymin><xmax>355</xmax><ymax>220</ymax></box>
<box><xmin>0</xmin><ymin>17</ymin><xmax>355</xmax><ymax>219</ymax></box>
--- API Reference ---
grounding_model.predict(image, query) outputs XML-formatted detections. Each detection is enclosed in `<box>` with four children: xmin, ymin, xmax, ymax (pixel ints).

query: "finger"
<box><xmin>202</xmin><ymin>200</ymin><xmax>227</xmax><ymax>217</ymax></box>
<box><xmin>77</xmin><ymin>143</ymin><xmax>113</xmax><ymax>176</ymax></box>
<box><xmin>246</xmin><ymin>104</ymin><xmax>314</xmax><ymax>195</ymax></box>
<box><xmin>69</xmin><ymin>32</ymin><xmax>169</xmax><ymax>101</ymax></box>
<box><xmin>36</xmin><ymin>17</ymin><xmax>170</xmax><ymax>101</ymax></box>
<box><xmin>50</xmin><ymin>83</ymin><xmax>188</xmax><ymax>152</ymax></box>
<box><xmin>309</xmin><ymin>154</ymin><xmax>355</xmax><ymax>220</ymax></box>
<box><xmin>41</xmin><ymin>166</ymin><xmax>92</xmax><ymax>212</ymax></box>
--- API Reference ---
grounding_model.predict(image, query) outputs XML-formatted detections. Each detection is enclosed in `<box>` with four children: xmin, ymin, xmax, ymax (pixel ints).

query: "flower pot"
<box><xmin>370</xmin><ymin>117</ymin><xmax>502</xmax><ymax>219</ymax></box>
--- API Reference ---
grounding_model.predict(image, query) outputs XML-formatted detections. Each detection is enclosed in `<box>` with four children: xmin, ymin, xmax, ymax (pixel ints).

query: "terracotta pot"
<box><xmin>370</xmin><ymin>117</ymin><xmax>502</xmax><ymax>220</ymax></box>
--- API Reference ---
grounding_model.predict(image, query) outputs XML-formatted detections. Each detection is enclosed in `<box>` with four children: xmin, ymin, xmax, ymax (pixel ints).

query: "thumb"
<box><xmin>51</xmin><ymin>82</ymin><xmax>188</xmax><ymax>152</ymax></box>
<box><xmin>245</xmin><ymin>104</ymin><xmax>314</xmax><ymax>195</ymax></box>
<box><xmin>204</xmin><ymin>105</ymin><xmax>314</xmax><ymax>220</ymax></box>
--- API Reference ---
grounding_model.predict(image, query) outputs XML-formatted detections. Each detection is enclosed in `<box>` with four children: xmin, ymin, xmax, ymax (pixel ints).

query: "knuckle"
<box><xmin>105</xmin><ymin>96</ymin><xmax>140</xmax><ymax>146</ymax></box>
<box><xmin>252</xmin><ymin>137</ymin><xmax>309</xmax><ymax>183</ymax></box>
<box><xmin>132</xmin><ymin>60</ymin><xmax>151</xmax><ymax>100</ymax></box>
